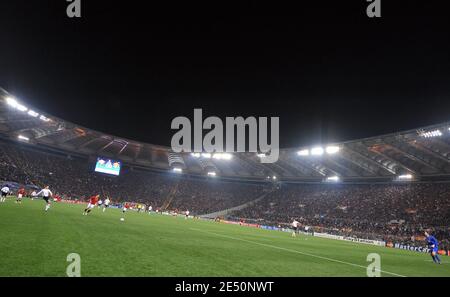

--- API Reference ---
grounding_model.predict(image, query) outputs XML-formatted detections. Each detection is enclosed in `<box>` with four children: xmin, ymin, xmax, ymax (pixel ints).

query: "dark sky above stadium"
<box><xmin>0</xmin><ymin>1</ymin><xmax>449</xmax><ymax>148</ymax></box>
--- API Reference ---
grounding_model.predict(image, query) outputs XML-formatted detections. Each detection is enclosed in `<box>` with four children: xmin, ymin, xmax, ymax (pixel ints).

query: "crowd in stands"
<box><xmin>229</xmin><ymin>183</ymin><xmax>450</xmax><ymax>247</ymax></box>
<box><xmin>1</xmin><ymin>140</ymin><xmax>449</xmax><ymax>248</ymax></box>
<box><xmin>0</xmin><ymin>141</ymin><xmax>264</xmax><ymax>215</ymax></box>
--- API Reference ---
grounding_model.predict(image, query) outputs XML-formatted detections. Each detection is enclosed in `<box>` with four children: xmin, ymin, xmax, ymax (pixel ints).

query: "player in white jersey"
<box><xmin>35</xmin><ymin>186</ymin><xmax>53</xmax><ymax>212</ymax></box>
<box><xmin>103</xmin><ymin>197</ymin><xmax>110</xmax><ymax>212</ymax></box>
<box><xmin>185</xmin><ymin>210</ymin><xmax>190</xmax><ymax>219</ymax></box>
<box><xmin>98</xmin><ymin>199</ymin><xmax>103</xmax><ymax>208</ymax></box>
<box><xmin>148</xmin><ymin>205</ymin><xmax>152</xmax><ymax>214</ymax></box>
<box><xmin>1</xmin><ymin>186</ymin><xmax>10</xmax><ymax>202</ymax></box>
<box><xmin>291</xmin><ymin>219</ymin><xmax>300</xmax><ymax>237</ymax></box>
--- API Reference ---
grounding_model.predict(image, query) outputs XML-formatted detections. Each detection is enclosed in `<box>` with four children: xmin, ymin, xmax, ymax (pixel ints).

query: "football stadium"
<box><xmin>1</xmin><ymin>2</ymin><xmax>450</xmax><ymax>293</ymax></box>
<box><xmin>0</xmin><ymin>88</ymin><xmax>449</xmax><ymax>277</ymax></box>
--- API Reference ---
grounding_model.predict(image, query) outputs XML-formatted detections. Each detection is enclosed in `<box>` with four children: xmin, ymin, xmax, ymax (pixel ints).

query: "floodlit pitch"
<box><xmin>0</xmin><ymin>198</ymin><xmax>449</xmax><ymax>277</ymax></box>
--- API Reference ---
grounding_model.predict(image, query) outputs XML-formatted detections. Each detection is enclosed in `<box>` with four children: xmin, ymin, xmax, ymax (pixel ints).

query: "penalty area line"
<box><xmin>190</xmin><ymin>228</ymin><xmax>406</xmax><ymax>277</ymax></box>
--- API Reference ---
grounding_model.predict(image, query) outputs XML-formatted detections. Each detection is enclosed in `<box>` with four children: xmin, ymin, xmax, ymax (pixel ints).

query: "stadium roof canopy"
<box><xmin>2</xmin><ymin>87</ymin><xmax>450</xmax><ymax>183</ymax></box>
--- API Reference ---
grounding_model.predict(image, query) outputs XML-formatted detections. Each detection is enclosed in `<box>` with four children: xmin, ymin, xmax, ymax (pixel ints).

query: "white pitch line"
<box><xmin>424</xmin><ymin>260</ymin><xmax>450</xmax><ymax>264</ymax></box>
<box><xmin>190</xmin><ymin>228</ymin><xmax>406</xmax><ymax>277</ymax></box>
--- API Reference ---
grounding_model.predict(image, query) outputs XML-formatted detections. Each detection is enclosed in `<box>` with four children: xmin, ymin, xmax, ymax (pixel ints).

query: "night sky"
<box><xmin>0</xmin><ymin>1</ymin><xmax>449</xmax><ymax>148</ymax></box>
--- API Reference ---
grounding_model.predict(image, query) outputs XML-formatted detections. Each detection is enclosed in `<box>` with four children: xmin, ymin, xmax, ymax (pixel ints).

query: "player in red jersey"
<box><xmin>119</xmin><ymin>202</ymin><xmax>130</xmax><ymax>221</ymax></box>
<box><xmin>122</xmin><ymin>202</ymin><xmax>130</xmax><ymax>213</ymax></box>
<box><xmin>16</xmin><ymin>187</ymin><xmax>26</xmax><ymax>204</ymax></box>
<box><xmin>54</xmin><ymin>194</ymin><xmax>62</xmax><ymax>202</ymax></box>
<box><xmin>83</xmin><ymin>194</ymin><xmax>100</xmax><ymax>215</ymax></box>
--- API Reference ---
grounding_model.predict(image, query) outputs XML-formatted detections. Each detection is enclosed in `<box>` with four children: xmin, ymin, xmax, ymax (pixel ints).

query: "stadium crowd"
<box><xmin>229</xmin><ymin>183</ymin><xmax>450</xmax><ymax>247</ymax></box>
<box><xmin>0</xmin><ymin>141</ymin><xmax>264</xmax><ymax>215</ymax></box>
<box><xmin>1</xmin><ymin>140</ymin><xmax>449</xmax><ymax>248</ymax></box>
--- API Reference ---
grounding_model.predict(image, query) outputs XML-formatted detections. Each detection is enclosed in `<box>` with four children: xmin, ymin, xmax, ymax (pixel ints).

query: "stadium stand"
<box><xmin>3</xmin><ymin>87</ymin><xmax>450</xmax><ymax>183</ymax></box>
<box><xmin>0</xmin><ymin>140</ymin><xmax>266</xmax><ymax>214</ymax></box>
<box><xmin>0</xmin><ymin>88</ymin><xmax>449</xmax><ymax>249</ymax></box>
<box><xmin>228</xmin><ymin>183</ymin><xmax>450</xmax><ymax>248</ymax></box>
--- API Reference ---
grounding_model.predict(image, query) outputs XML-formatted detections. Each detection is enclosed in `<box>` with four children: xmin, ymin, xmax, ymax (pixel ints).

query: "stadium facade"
<box><xmin>2</xmin><ymin>87</ymin><xmax>450</xmax><ymax>183</ymax></box>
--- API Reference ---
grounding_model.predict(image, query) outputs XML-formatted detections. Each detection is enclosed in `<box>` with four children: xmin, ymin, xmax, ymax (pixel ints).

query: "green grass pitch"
<box><xmin>0</xmin><ymin>197</ymin><xmax>449</xmax><ymax>277</ymax></box>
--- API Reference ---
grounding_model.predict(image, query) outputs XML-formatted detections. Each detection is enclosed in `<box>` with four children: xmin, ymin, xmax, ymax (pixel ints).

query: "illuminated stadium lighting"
<box><xmin>16</xmin><ymin>104</ymin><xmax>28</xmax><ymax>112</ymax></box>
<box><xmin>397</xmin><ymin>174</ymin><xmax>413</xmax><ymax>180</ymax></box>
<box><xmin>326</xmin><ymin>146</ymin><xmax>340</xmax><ymax>154</ymax></box>
<box><xmin>6</xmin><ymin>97</ymin><xmax>18</xmax><ymax>107</ymax></box>
<box><xmin>207</xmin><ymin>171</ymin><xmax>216</xmax><ymax>177</ymax></box>
<box><xmin>5</xmin><ymin>97</ymin><xmax>28</xmax><ymax>112</ymax></box>
<box><xmin>213</xmin><ymin>153</ymin><xmax>232</xmax><ymax>160</ymax></box>
<box><xmin>172</xmin><ymin>168</ymin><xmax>183</xmax><ymax>173</ymax></box>
<box><xmin>272</xmin><ymin>175</ymin><xmax>277</xmax><ymax>180</ymax></box>
<box><xmin>311</xmin><ymin>147</ymin><xmax>324</xmax><ymax>156</ymax></box>
<box><xmin>326</xmin><ymin>176</ymin><xmax>339</xmax><ymax>182</ymax></box>
<box><xmin>27</xmin><ymin>110</ymin><xmax>39</xmax><ymax>117</ymax></box>
<box><xmin>297</xmin><ymin>149</ymin><xmax>309</xmax><ymax>156</ymax></box>
<box><xmin>39</xmin><ymin>115</ymin><xmax>51</xmax><ymax>122</ymax></box>
<box><xmin>17</xmin><ymin>135</ymin><xmax>29</xmax><ymax>141</ymax></box>
<box><xmin>223</xmin><ymin>153</ymin><xmax>232</xmax><ymax>160</ymax></box>
<box><xmin>5</xmin><ymin>96</ymin><xmax>31</xmax><ymax>113</ymax></box>
<box><xmin>192</xmin><ymin>152</ymin><xmax>231</xmax><ymax>160</ymax></box>
<box><xmin>420</xmin><ymin>129</ymin><xmax>442</xmax><ymax>138</ymax></box>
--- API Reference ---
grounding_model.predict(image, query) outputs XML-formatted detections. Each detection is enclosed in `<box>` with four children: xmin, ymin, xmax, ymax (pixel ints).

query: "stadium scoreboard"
<box><xmin>94</xmin><ymin>157</ymin><xmax>121</xmax><ymax>176</ymax></box>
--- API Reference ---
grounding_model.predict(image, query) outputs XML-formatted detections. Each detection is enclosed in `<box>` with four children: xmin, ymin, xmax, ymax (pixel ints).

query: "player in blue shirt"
<box><xmin>424</xmin><ymin>231</ymin><xmax>441</xmax><ymax>264</ymax></box>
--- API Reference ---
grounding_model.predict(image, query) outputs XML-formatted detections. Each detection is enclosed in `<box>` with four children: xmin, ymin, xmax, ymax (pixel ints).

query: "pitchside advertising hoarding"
<box><xmin>224</xmin><ymin>221</ymin><xmax>450</xmax><ymax>255</ymax></box>
<box><xmin>387</xmin><ymin>242</ymin><xmax>449</xmax><ymax>255</ymax></box>
<box><xmin>94</xmin><ymin>157</ymin><xmax>121</xmax><ymax>176</ymax></box>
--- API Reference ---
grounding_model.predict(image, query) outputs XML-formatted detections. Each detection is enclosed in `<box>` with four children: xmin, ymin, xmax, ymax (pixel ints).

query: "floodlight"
<box><xmin>326</xmin><ymin>176</ymin><xmax>339</xmax><ymax>182</ymax></box>
<box><xmin>221</xmin><ymin>153</ymin><xmax>232</xmax><ymax>160</ymax></box>
<box><xmin>311</xmin><ymin>147</ymin><xmax>324</xmax><ymax>156</ymax></box>
<box><xmin>397</xmin><ymin>174</ymin><xmax>413</xmax><ymax>180</ymax></box>
<box><xmin>6</xmin><ymin>97</ymin><xmax>18</xmax><ymax>107</ymax></box>
<box><xmin>16</xmin><ymin>104</ymin><xmax>28</xmax><ymax>112</ymax></box>
<box><xmin>213</xmin><ymin>153</ymin><xmax>232</xmax><ymax>160</ymax></box>
<box><xmin>421</xmin><ymin>130</ymin><xmax>442</xmax><ymax>138</ymax></box>
<box><xmin>297</xmin><ymin>149</ymin><xmax>309</xmax><ymax>156</ymax></box>
<box><xmin>39</xmin><ymin>115</ymin><xmax>51</xmax><ymax>122</ymax></box>
<box><xmin>28</xmin><ymin>110</ymin><xmax>39</xmax><ymax>117</ymax></box>
<box><xmin>326</xmin><ymin>146</ymin><xmax>340</xmax><ymax>154</ymax></box>
<box><xmin>18</xmin><ymin>135</ymin><xmax>29</xmax><ymax>141</ymax></box>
